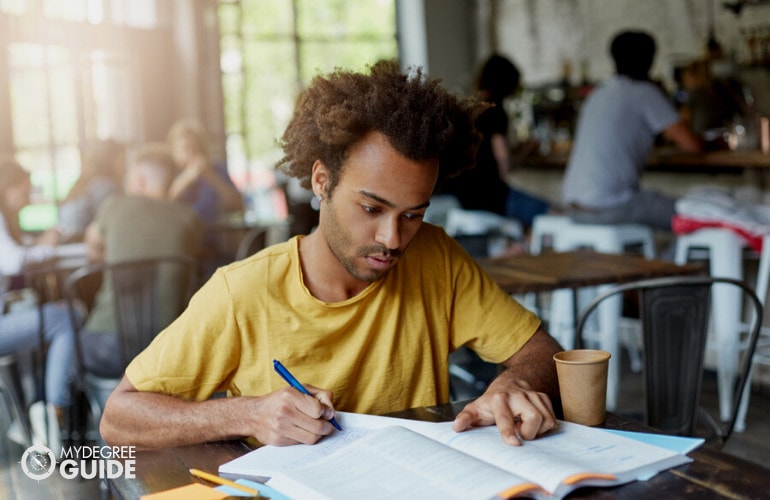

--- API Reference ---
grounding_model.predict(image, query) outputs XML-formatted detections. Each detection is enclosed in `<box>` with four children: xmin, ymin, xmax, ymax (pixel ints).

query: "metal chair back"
<box><xmin>235</xmin><ymin>227</ymin><xmax>268</xmax><ymax>261</ymax></box>
<box><xmin>576</xmin><ymin>275</ymin><xmax>762</xmax><ymax>444</ymax></box>
<box><xmin>65</xmin><ymin>255</ymin><xmax>196</xmax><ymax>372</ymax></box>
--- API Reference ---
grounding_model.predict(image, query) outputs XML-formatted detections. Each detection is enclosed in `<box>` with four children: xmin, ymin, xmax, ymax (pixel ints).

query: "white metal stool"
<box><xmin>530</xmin><ymin>214</ymin><xmax>656</xmax><ymax>411</ymax></box>
<box><xmin>675</xmin><ymin>228</ymin><xmax>747</xmax><ymax>428</ymax></box>
<box><xmin>737</xmin><ymin>234</ymin><xmax>770</xmax><ymax>432</ymax></box>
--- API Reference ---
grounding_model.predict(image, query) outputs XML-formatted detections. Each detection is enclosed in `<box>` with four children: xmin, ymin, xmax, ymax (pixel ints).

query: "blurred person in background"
<box><xmin>0</xmin><ymin>157</ymin><xmax>75</xmax><ymax>452</ymax></box>
<box><xmin>167</xmin><ymin>118</ymin><xmax>244</xmax><ymax>223</ymax></box>
<box><xmin>563</xmin><ymin>30</ymin><xmax>702</xmax><ymax>231</ymax></box>
<box><xmin>41</xmin><ymin>139</ymin><xmax>126</xmax><ymax>244</ymax></box>
<box><xmin>441</xmin><ymin>54</ymin><xmax>551</xmax><ymax>230</ymax></box>
<box><xmin>83</xmin><ymin>143</ymin><xmax>201</xmax><ymax>388</ymax></box>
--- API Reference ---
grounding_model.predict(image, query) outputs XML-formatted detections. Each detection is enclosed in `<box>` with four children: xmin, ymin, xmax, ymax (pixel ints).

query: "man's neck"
<box><xmin>298</xmin><ymin>231</ymin><xmax>372</xmax><ymax>303</ymax></box>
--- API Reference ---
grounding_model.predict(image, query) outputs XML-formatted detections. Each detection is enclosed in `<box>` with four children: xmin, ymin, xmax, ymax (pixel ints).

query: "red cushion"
<box><xmin>672</xmin><ymin>215</ymin><xmax>764</xmax><ymax>252</ymax></box>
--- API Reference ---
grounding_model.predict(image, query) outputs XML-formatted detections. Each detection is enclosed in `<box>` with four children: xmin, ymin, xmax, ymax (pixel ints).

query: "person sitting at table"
<box><xmin>100</xmin><ymin>61</ymin><xmax>562</xmax><ymax>450</ymax></box>
<box><xmin>39</xmin><ymin>139</ymin><xmax>126</xmax><ymax>245</ymax></box>
<box><xmin>441</xmin><ymin>54</ymin><xmax>551</xmax><ymax>229</ymax></box>
<box><xmin>166</xmin><ymin>118</ymin><xmax>244</xmax><ymax>223</ymax></box>
<box><xmin>562</xmin><ymin>30</ymin><xmax>702</xmax><ymax>231</ymax></box>
<box><xmin>82</xmin><ymin>142</ymin><xmax>202</xmax><ymax>387</ymax></box>
<box><xmin>0</xmin><ymin>157</ymin><xmax>76</xmax><ymax>451</ymax></box>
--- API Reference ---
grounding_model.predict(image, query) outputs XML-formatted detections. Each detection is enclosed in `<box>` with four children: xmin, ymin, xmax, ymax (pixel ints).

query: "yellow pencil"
<box><xmin>189</xmin><ymin>468</ymin><xmax>259</xmax><ymax>496</ymax></box>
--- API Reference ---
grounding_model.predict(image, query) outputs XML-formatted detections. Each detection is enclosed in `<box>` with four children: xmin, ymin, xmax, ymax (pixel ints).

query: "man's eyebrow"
<box><xmin>359</xmin><ymin>190</ymin><xmax>431</xmax><ymax>211</ymax></box>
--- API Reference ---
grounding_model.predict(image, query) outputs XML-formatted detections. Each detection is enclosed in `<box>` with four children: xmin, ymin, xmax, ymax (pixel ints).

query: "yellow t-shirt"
<box><xmin>125</xmin><ymin>223</ymin><xmax>540</xmax><ymax>415</ymax></box>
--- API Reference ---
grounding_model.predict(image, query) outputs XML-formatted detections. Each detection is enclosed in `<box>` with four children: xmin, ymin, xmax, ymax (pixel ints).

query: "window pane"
<box><xmin>47</xmin><ymin>47</ymin><xmax>78</xmax><ymax>144</ymax></box>
<box><xmin>89</xmin><ymin>50</ymin><xmax>136</xmax><ymax>141</ymax></box>
<box><xmin>1</xmin><ymin>0</ymin><xmax>27</xmax><ymax>15</ymax></box>
<box><xmin>218</xmin><ymin>0</ymin><xmax>399</xmax><ymax>189</ymax></box>
<box><xmin>218</xmin><ymin>3</ymin><xmax>240</xmax><ymax>36</ymax></box>
<box><xmin>9</xmin><ymin>44</ymin><xmax>51</xmax><ymax>149</ymax></box>
<box><xmin>220</xmin><ymin>35</ymin><xmax>243</xmax><ymax>74</ymax></box>
<box><xmin>43</xmin><ymin>0</ymin><xmax>88</xmax><ymax>22</ymax></box>
<box><xmin>241</xmin><ymin>0</ymin><xmax>294</xmax><ymax>36</ymax></box>
<box><xmin>222</xmin><ymin>73</ymin><xmax>244</xmax><ymax>134</ymax></box>
<box><xmin>112</xmin><ymin>0</ymin><xmax>157</xmax><ymax>28</ymax></box>
<box><xmin>300</xmin><ymin>40</ymin><xmax>397</xmax><ymax>83</ymax></box>
<box><xmin>242</xmin><ymin>41</ymin><xmax>297</xmax><ymax>162</ymax></box>
<box><xmin>296</xmin><ymin>0</ymin><xmax>396</xmax><ymax>38</ymax></box>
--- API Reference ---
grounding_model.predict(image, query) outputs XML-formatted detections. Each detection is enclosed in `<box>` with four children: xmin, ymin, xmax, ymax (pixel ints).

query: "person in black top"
<box><xmin>442</xmin><ymin>54</ymin><xmax>550</xmax><ymax>228</ymax></box>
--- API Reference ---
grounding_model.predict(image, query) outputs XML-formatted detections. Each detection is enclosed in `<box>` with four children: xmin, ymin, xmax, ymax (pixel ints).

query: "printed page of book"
<box><xmin>219</xmin><ymin>412</ymin><xmax>690</xmax><ymax>498</ymax></box>
<box><xmin>413</xmin><ymin>420</ymin><xmax>691</xmax><ymax>496</ymax></box>
<box><xmin>219</xmin><ymin>412</ymin><xmax>443</xmax><ymax>479</ymax></box>
<box><xmin>265</xmin><ymin>426</ymin><xmax>543</xmax><ymax>500</ymax></box>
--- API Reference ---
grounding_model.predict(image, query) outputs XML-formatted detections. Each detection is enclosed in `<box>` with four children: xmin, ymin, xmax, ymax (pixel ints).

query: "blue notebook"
<box><xmin>215</xmin><ymin>478</ymin><xmax>292</xmax><ymax>499</ymax></box>
<box><xmin>601</xmin><ymin>429</ymin><xmax>704</xmax><ymax>455</ymax></box>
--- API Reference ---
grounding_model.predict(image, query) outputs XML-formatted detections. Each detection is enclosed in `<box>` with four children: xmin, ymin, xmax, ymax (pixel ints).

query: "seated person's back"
<box><xmin>83</xmin><ymin>143</ymin><xmax>202</xmax><ymax>377</ymax></box>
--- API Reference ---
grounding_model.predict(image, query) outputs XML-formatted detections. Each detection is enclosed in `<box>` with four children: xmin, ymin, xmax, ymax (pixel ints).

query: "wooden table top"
<box><xmin>108</xmin><ymin>400</ymin><xmax>770</xmax><ymax>499</ymax></box>
<box><xmin>479</xmin><ymin>249</ymin><xmax>705</xmax><ymax>294</ymax></box>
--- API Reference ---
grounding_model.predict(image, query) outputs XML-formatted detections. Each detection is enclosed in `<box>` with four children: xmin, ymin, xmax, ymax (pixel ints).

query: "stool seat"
<box><xmin>531</xmin><ymin>214</ymin><xmax>655</xmax><ymax>256</ymax></box>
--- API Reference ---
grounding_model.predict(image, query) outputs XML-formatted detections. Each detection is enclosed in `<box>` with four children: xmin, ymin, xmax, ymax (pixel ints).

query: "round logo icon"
<box><xmin>21</xmin><ymin>444</ymin><xmax>57</xmax><ymax>480</ymax></box>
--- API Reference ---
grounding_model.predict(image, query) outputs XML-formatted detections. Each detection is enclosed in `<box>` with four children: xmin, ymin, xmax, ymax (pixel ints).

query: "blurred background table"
<box><xmin>478</xmin><ymin>249</ymin><xmax>704</xmax><ymax>295</ymax></box>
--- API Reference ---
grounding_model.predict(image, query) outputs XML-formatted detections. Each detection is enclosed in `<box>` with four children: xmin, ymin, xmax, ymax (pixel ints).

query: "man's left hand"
<box><xmin>452</xmin><ymin>374</ymin><xmax>557</xmax><ymax>446</ymax></box>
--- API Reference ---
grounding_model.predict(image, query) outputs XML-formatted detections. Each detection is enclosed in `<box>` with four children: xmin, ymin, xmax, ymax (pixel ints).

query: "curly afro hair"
<box><xmin>277</xmin><ymin>60</ymin><xmax>485</xmax><ymax>196</ymax></box>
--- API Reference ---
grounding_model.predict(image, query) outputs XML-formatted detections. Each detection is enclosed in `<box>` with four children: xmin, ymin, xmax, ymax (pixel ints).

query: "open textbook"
<box><xmin>219</xmin><ymin>412</ymin><xmax>695</xmax><ymax>500</ymax></box>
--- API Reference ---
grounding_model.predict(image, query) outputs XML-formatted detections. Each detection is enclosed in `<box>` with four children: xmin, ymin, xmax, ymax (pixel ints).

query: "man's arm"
<box><xmin>663</xmin><ymin>120</ymin><xmax>703</xmax><ymax>153</ymax></box>
<box><xmin>168</xmin><ymin>154</ymin><xmax>244</xmax><ymax>213</ymax></box>
<box><xmin>452</xmin><ymin>327</ymin><xmax>562</xmax><ymax>445</ymax></box>
<box><xmin>100</xmin><ymin>376</ymin><xmax>339</xmax><ymax>449</ymax></box>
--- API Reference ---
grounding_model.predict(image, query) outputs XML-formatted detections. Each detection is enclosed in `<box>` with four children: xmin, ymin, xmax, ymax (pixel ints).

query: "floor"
<box><xmin>2</xmin><ymin>364</ymin><xmax>770</xmax><ymax>500</ymax></box>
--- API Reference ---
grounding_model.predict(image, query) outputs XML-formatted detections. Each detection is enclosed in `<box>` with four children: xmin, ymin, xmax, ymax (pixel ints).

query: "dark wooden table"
<box><xmin>478</xmin><ymin>249</ymin><xmax>704</xmax><ymax>295</ymax></box>
<box><xmin>109</xmin><ymin>400</ymin><xmax>769</xmax><ymax>499</ymax></box>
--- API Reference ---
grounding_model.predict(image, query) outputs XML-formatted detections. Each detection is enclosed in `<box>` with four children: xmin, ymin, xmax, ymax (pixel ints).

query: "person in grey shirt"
<box><xmin>562</xmin><ymin>30</ymin><xmax>702</xmax><ymax>230</ymax></box>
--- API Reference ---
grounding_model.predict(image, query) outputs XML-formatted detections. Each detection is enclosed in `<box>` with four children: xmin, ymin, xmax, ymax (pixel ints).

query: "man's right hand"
<box><xmin>100</xmin><ymin>377</ymin><xmax>339</xmax><ymax>449</ymax></box>
<box><xmin>247</xmin><ymin>385</ymin><xmax>338</xmax><ymax>446</ymax></box>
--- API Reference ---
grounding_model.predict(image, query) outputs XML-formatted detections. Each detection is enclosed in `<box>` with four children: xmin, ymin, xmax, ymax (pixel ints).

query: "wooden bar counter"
<box><xmin>526</xmin><ymin>148</ymin><xmax>770</xmax><ymax>173</ymax></box>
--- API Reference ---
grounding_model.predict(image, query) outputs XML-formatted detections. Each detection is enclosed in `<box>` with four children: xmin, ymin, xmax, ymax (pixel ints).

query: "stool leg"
<box><xmin>710</xmin><ymin>239</ymin><xmax>744</xmax><ymax>423</ymax></box>
<box><xmin>736</xmin><ymin>235</ymin><xmax>770</xmax><ymax>432</ymax></box>
<box><xmin>548</xmin><ymin>289</ymin><xmax>575</xmax><ymax>350</ymax></box>
<box><xmin>596</xmin><ymin>287</ymin><xmax>621</xmax><ymax>411</ymax></box>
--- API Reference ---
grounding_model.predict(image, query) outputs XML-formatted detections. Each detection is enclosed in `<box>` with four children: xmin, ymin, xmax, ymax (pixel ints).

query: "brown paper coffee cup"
<box><xmin>553</xmin><ymin>349</ymin><xmax>611</xmax><ymax>426</ymax></box>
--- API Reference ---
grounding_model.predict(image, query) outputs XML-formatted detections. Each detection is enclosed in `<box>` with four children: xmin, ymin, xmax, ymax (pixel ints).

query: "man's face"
<box><xmin>314</xmin><ymin>132</ymin><xmax>439</xmax><ymax>283</ymax></box>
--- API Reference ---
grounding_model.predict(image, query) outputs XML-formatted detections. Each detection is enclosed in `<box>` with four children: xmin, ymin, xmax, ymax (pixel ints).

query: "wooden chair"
<box><xmin>576</xmin><ymin>275</ymin><xmax>762</xmax><ymax>445</ymax></box>
<box><xmin>64</xmin><ymin>256</ymin><xmax>196</xmax><ymax>444</ymax></box>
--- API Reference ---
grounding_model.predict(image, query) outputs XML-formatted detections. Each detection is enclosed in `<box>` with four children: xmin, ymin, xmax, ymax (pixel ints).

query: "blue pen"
<box><xmin>273</xmin><ymin>359</ymin><xmax>343</xmax><ymax>431</ymax></box>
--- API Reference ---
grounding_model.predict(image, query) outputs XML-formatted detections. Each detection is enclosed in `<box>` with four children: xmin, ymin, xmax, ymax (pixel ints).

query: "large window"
<box><xmin>217</xmin><ymin>0</ymin><xmax>399</xmax><ymax>188</ymax></box>
<box><xmin>1</xmin><ymin>0</ymin><xmax>158</xmax><ymax>231</ymax></box>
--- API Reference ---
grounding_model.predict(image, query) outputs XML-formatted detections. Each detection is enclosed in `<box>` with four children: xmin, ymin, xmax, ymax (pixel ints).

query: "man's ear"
<box><xmin>311</xmin><ymin>160</ymin><xmax>329</xmax><ymax>200</ymax></box>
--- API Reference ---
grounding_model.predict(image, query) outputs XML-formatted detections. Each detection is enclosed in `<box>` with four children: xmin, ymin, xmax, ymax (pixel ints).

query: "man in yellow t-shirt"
<box><xmin>101</xmin><ymin>61</ymin><xmax>563</xmax><ymax>450</ymax></box>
